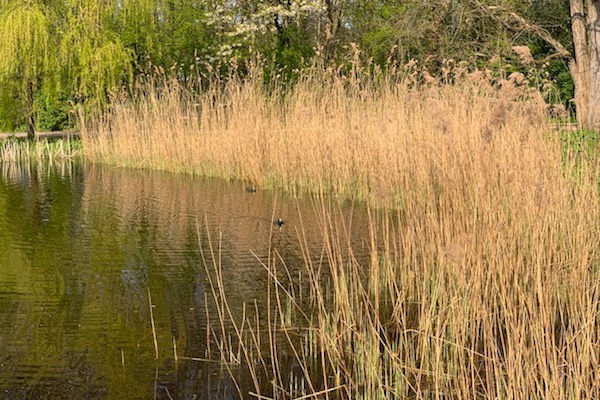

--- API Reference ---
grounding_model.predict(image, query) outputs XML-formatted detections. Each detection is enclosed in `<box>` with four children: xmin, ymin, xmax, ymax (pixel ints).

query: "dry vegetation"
<box><xmin>81</xmin><ymin>64</ymin><xmax>561</xmax><ymax>205</ymax></box>
<box><xmin>81</xmin><ymin>66</ymin><xmax>600</xmax><ymax>399</ymax></box>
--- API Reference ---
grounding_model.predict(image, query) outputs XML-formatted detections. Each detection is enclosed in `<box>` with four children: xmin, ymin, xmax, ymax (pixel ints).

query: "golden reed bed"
<box><xmin>81</xmin><ymin>67</ymin><xmax>600</xmax><ymax>399</ymax></box>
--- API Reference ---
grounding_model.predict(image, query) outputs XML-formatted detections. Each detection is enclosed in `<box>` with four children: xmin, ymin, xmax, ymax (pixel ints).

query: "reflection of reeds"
<box><xmin>78</xmin><ymin>164</ymin><xmax>345</xmax><ymax>272</ymax></box>
<box><xmin>147</xmin><ymin>287</ymin><xmax>159</xmax><ymax>360</ymax></box>
<box><xmin>0</xmin><ymin>151</ymin><xmax>79</xmax><ymax>184</ymax></box>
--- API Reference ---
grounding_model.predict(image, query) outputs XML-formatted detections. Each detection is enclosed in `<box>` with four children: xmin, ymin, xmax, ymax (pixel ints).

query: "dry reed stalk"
<box><xmin>203</xmin><ymin>187</ymin><xmax>599</xmax><ymax>399</ymax></box>
<box><xmin>172</xmin><ymin>336</ymin><xmax>178</xmax><ymax>363</ymax></box>
<box><xmin>147</xmin><ymin>287</ymin><xmax>159</xmax><ymax>360</ymax></box>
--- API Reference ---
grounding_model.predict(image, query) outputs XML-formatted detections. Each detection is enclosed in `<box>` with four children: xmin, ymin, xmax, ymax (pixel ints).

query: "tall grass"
<box><xmin>200</xmin><ymin>168</ymin><xmax>599</xmax><ymax>399</ymax></box>
<box><xmin>0</xmin><ymin>138</ymin><xmax>82</xmax><ymax>164</ymax></box>
<box><xmin>81</xmin><ymin>65</ymin><xmax>572</xmax><ymax>206</ymax></box>
<box><xmin>81</xmin><ymin>65</ymin><xmax>599</xmax><ymax>398</ymax></box>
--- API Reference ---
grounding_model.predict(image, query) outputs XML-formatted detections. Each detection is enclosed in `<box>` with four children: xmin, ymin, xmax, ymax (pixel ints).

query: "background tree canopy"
<box><xmin>0</xmin><ymin>0</ymin><xmax>576</xmax><ymax>133</ymax></box>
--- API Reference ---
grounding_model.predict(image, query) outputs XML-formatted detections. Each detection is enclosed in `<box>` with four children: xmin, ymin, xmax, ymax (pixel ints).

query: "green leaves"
<box><xmin>0</xmin><ymin>2</ymin><xmax>50</xmax><ymax>82</ymax></box>
<box><xmin>63</xmin><ymin>32</ymin><xmax>133</xmax><ymax>107</ymax></box>
<box><xmin>0</xmin><ymin>0</ymin><xmax>135</xmax><ymax>131</ymax></box>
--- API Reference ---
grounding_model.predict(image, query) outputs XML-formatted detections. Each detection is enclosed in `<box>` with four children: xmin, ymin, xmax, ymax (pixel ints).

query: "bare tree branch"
<box><xmin>469</xmin><ymin>0</ymin><xmax>573</xmax><ymax>61</ymax></box>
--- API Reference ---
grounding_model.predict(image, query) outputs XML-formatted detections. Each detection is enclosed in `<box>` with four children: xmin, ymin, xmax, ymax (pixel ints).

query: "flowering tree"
<box><xmin>206</xmin><ymin>0</ymin><xmax>329</xmax><ymax>63</ymax></box>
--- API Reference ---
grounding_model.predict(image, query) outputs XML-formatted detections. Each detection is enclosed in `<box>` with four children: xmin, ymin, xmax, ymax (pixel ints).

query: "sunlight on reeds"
<box><xmin>81</xmin><ymin>65</ymin><xmax>575</xmax><ymax>207</ymax></box>
<box><xmin>81</xmin><ymin>65</ymin><xmax>600</xmax><ymax>398</ymax></box>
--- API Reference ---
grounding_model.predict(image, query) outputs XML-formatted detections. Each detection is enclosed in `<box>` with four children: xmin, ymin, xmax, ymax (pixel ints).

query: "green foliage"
<box><xmin>118</xmin><ymin>0</ymin><xmax>214</xmax><ymax>70</ymax></box>
<box><xmin>547</xmin><ymin>59</ymin><xmax>575</xmax><ymax>109</ymax></box>
<box><xmin>56</xmin><ymin>0</ymin><xmax>134</xmax><ymax>109</ymax></box>
<box><xmin>262</xmin><ymin>24</ymin><xmax>315</xmax><ymax>83</ymax></box>
<box><xmin>0</xmin><ymin>2</ymin><xmax>50</xmax><ymax>82</ymax></box>
<box><xmin>0</xmin><ymin>1</ymin><xmax>52</xmax><ymax>134</ymax></box>
<box><xmin>362</xmin><ymin>25</ymin><xmax>395</xmax><ymax>65</ymax></box>
<box><xmin>67</xmin><ymin>39</ymin><xmax>133</xmax><ymax>107</ymax></box>
<box><xmin>34</xmin><ymin>92</ymin><xmax>71</xmax><ymax>131</ymax></box>
<box><xmin>561</xmin><ymin>129</ymin><xmax>599</xmax><ymax>157</ymax></box>
<box><xmin>0</xmin><ymin>82</ymin><xmax>21</xmax><ymax>131</ymax></box>
<box><xmin>0</xmin><ymin>0</ymin><xmax>134</xmax><ymax>132</ymax></box>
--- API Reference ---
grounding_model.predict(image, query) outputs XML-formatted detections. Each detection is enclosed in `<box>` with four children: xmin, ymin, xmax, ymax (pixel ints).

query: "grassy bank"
<box><xmin>81</xmin><ymin>68</ymin><xmax>598</xmax><ymax>398</ymax></box>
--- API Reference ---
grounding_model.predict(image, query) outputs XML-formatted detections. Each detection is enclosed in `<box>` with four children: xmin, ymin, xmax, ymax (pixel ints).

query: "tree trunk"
<box><xmin>587</xmin><ymin>0</ymin><xmax>600</xmax><ymax>130</ymax></box>
<box><xmin>569</xmin><ymin>0</ymin><xmax>591</xmax><ymax>128</ymax></box>
<box><xmin>25</xmin><ymin>81</ymin><xmax>35</xmax><ymax>140</ymax></box>
<box><xmin>323</xmin><ymin>0</ymin><xmax>341</xmax><ymax>60</ymax></box>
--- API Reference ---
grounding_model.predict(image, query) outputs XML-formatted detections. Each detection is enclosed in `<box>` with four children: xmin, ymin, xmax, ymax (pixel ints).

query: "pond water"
<box><xmin>0</xmin><ymin>162</ymin><xmax>369</xmax><ymax>399</ymax></box>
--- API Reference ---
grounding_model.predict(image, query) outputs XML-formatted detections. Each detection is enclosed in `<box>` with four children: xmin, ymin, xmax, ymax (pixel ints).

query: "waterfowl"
<box><xmin>245</xmin><ymin>186</ymin><xmax>257</xmax><ymax>193</ymax></box>
<box><xmin>274</xmin><ymin>218</ymin><xmax>285</xmax><ymax>227</ymax></box>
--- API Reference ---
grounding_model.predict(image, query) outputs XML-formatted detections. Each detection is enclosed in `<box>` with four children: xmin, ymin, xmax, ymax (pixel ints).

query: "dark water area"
<box><xmin>0</xmin><ymin>162</ymin><xmax>370</xmax><ymax>399</ymax></box>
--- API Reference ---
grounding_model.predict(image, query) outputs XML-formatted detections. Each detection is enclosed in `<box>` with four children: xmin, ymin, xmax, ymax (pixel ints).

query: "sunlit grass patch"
<box><xmin>0</xmin><ymin>138</ymin><xmax>83</xmax><ymax>163</ymax></box>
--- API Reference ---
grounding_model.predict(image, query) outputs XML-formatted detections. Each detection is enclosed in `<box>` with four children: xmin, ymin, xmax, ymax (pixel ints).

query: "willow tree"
<box><xmin>57</xmin><ymin>0</ymin><xmax>133</xmax><ymax>113</ymax></box>
<box><xmin>0</xmin><ymin>0</ymin><xmax>132</xmax><ymax>136</ymax></box>
<box><xmin>0</xmin><ymin>2</ymin><xmax>51</xmax><ymax>139</ymax></box>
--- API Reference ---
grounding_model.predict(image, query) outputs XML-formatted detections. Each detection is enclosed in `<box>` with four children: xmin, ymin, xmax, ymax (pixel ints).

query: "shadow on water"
<box><xmin>0</xmin><ymin>161</ymin><xmax>371</xmax><ymax>399</ymax></box>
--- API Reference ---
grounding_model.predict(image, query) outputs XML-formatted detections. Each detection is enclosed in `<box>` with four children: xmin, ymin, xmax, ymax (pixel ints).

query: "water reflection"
<box><xmin>0</xmin><ymin>162</ymin><xmax>369</xmax><ymax>399</ymax></box>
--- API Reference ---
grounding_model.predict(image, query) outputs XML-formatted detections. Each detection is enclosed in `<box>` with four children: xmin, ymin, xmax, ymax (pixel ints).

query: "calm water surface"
<box><xmin>0</xmin><ymin>162</ymin><xmax>369</xmax><ymax>399</ymax></box>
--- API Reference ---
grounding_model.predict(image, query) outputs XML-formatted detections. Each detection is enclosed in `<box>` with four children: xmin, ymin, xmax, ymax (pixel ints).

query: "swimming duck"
<box><xmin>245</xmin><ymin>186</ymin><xmax>257</xmax><ymax>193</ymax></box>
